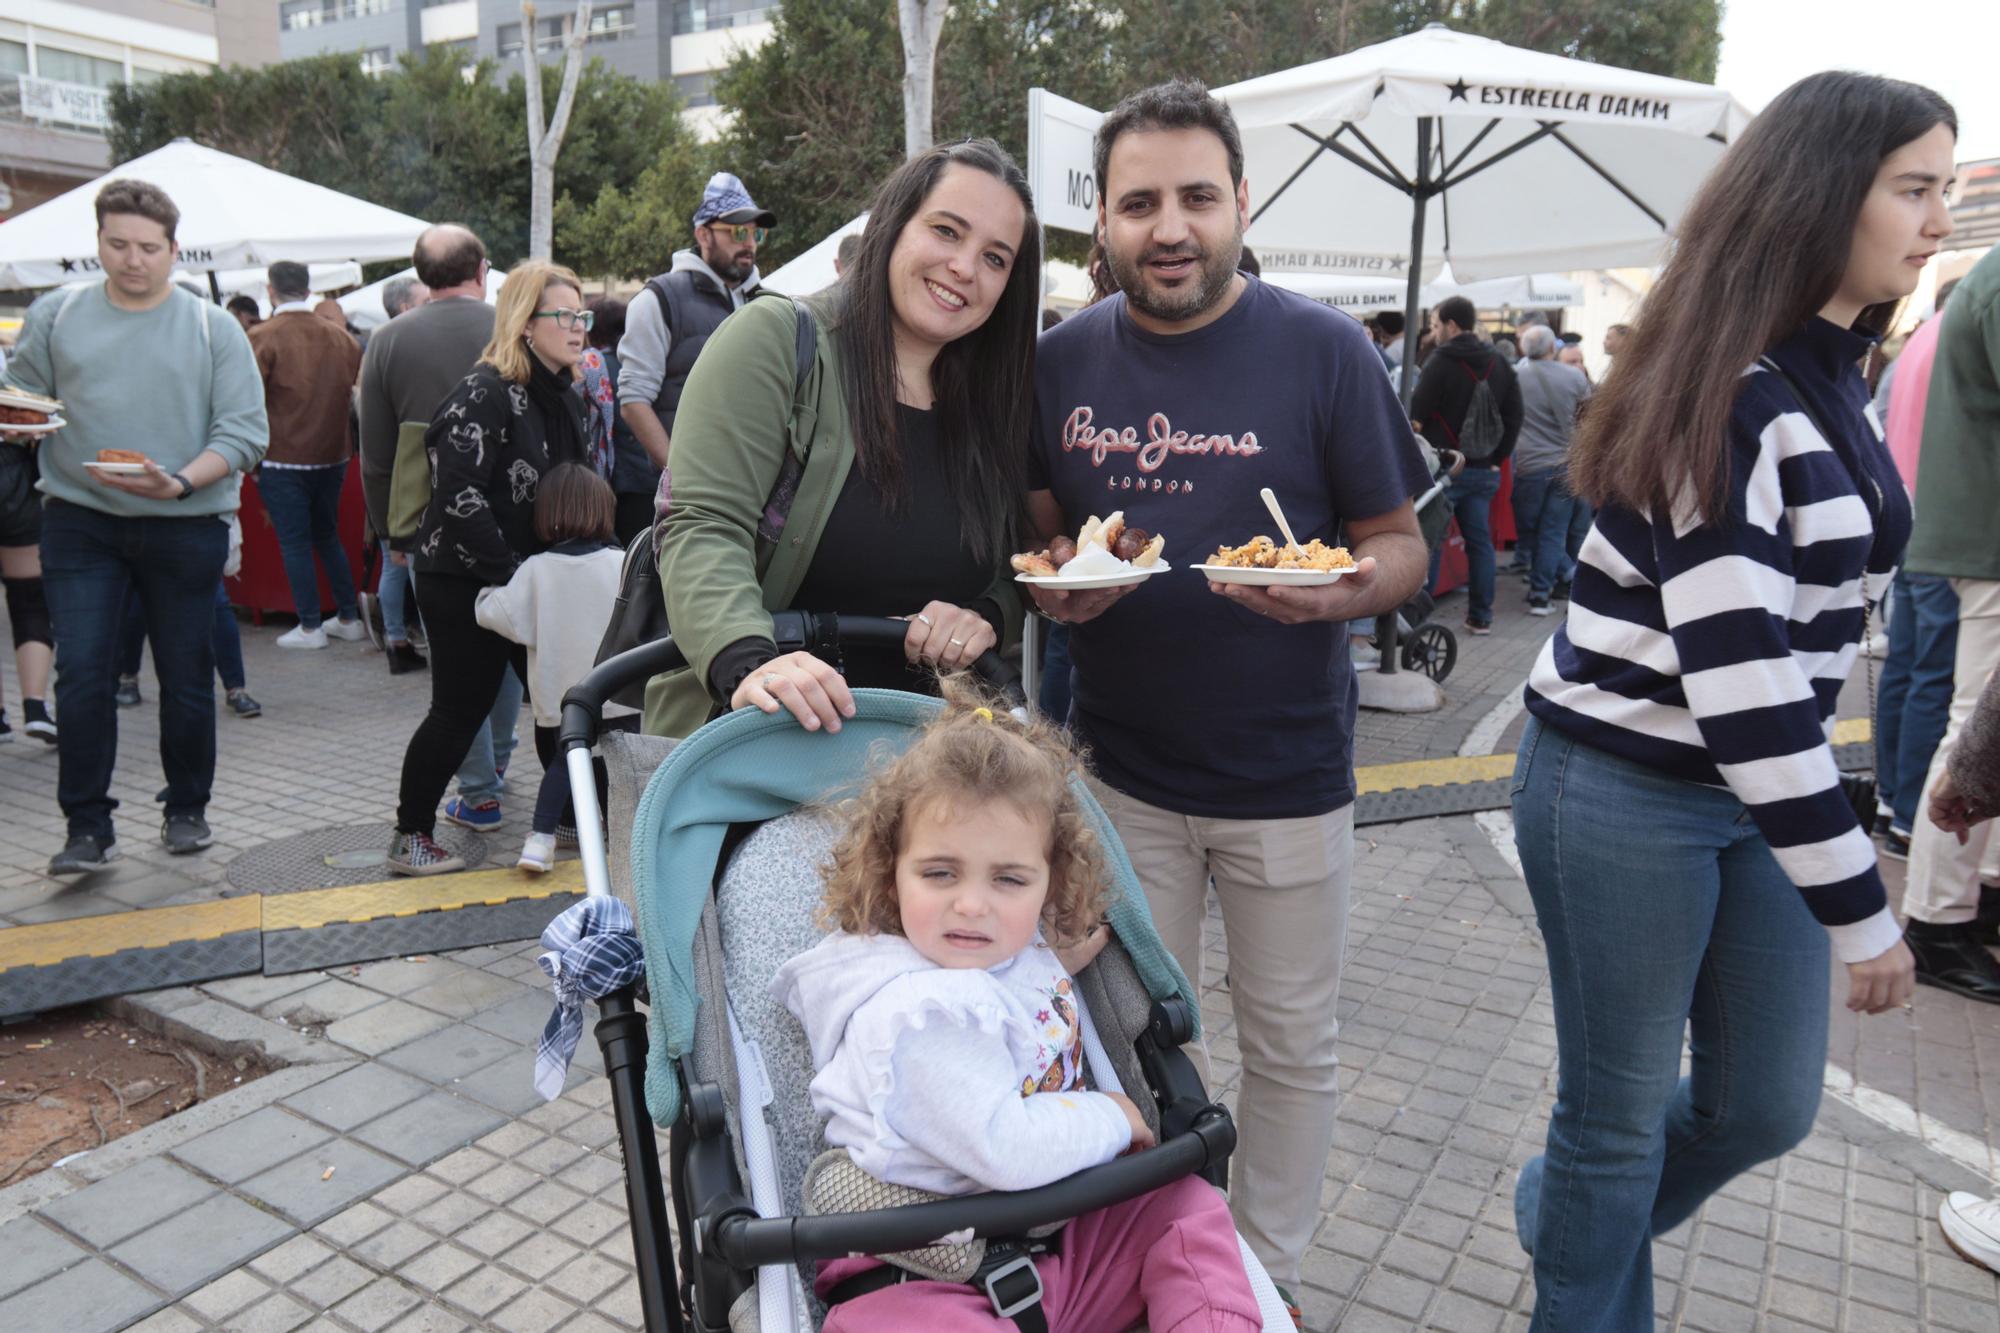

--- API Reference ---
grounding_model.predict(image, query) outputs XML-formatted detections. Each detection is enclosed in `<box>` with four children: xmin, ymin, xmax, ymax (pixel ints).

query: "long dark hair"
<box><xmin>1571</xmin><ymin>72</ymin><xmax>1955</xmax><ymax>524</ymax></box>
<box><xmin>829</xmin><ymin>138</ymin><xmax>1041</xmax><ymax>566</ymax></box>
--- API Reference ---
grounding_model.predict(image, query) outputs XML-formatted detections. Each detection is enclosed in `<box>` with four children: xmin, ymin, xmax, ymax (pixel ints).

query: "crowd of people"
<box><xmin>1</xmin><ymin>66</ymin><xmax>1998</xmax><ymax>1331</ymax></box>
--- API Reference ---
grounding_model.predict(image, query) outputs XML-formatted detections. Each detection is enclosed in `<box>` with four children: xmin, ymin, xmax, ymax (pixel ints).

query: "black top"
<box><xmin>414</xmin><ymin>358</ymin><xmax>589</xmax><ymax>584</ymax></box>
<box><xmin>710</xmin><ymin>403</ymin><xmax>1000</xmax><ymax>699</ymax></box>
<box><xmin>1409</xmin><ymin>332</ymin><xmax>1525</xmax><ymax>467</ymax></box>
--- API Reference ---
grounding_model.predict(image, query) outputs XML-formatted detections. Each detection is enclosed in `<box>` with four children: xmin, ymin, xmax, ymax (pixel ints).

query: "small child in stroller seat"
<box><xmin>772</xmin><ymin>681</ymin><xmax>1261</xmax><ymax>1331</ymax></box>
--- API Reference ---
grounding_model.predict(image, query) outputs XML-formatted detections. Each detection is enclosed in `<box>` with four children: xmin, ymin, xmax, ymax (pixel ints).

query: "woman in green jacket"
<box><xmin>647</xmin><ymin>138</ymin><xmax>1039</xmax><ymax>737</ymax></box>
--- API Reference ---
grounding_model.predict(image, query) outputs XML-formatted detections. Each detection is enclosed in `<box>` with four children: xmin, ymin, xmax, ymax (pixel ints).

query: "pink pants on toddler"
<box><xmin>815</xmin><ymin>1174</ymin><xmax>1261</xmax><ymax>1332</ymax></box>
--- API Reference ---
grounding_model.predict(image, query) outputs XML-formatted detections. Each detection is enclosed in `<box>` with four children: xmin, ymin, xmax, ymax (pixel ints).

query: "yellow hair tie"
<box><xmin>973</xmin><ymin>707</ymin><xmax>995</xmax><ymax>723</ymax></box>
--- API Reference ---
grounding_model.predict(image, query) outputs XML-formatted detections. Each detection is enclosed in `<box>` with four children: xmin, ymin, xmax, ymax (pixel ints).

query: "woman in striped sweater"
<box><xmin>1509</xmin><ymin>73</ymin><xmax>1957</xmax><ymax>1329</ymax></box>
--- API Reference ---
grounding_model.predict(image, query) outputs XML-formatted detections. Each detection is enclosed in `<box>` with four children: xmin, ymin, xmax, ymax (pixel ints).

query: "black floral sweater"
<box><xmin>413</xmin><ymin>359</ymin><xmax>587</xmax><ymax>585</ymax></box>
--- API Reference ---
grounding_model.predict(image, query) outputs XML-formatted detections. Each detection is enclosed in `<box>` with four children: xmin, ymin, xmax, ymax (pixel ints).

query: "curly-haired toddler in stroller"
<box><xmin>773</xmin><ymin>687</ymin><xmax>1260</xmax><ymax>1330</ymax></box>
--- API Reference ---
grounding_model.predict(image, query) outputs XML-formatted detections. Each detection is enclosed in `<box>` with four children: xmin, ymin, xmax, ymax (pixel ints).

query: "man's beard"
<box><xmin>703</xmin><ymin>243</ymin><xmax>752</xmax><ymax>284</ymax></box>
<box><xmin>1108</xmin><ymin>229</ymin><xmax>1241</xmax><ymax>324</ymax></box>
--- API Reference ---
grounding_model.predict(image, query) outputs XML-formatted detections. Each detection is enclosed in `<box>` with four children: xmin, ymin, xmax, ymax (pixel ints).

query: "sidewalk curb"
<box><xmin>108</xmin><ymin>986</ymin><xmax>349</xmax><ymax>1069</ymax></box>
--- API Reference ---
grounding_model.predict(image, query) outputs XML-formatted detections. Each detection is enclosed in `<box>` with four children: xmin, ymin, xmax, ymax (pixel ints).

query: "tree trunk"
<box><xmin>897</xmin><ymin>0</ymin><xmax>947</xmax><ymax>161</ymax></box>
<box><xmin>522</xmin><ymin>0</ymin><xmax>593</xmax><ymax>260</ymax></box>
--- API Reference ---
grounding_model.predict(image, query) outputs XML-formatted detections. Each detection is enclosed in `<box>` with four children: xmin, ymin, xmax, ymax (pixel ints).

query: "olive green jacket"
<box><xmin>643</xmin><ymin>295</ymin><xmax>1022</xmax><ymax>737</ymax></box>
<box><xmin>1907</xmin><ymin>244</ymin><xmax>2000</xmax><ymax>581</ymax></box>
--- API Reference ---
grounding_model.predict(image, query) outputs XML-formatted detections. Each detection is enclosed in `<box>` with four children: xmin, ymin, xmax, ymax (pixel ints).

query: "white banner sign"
<box><xmin>1026</xmin><ymin>88</ymin><xmax>1103</xmax><ymax>236</ymax></box>
<box><xmin>19</xmin><ymin>74</ymin><xmax>113</xmax><ymax>131</ymax></box>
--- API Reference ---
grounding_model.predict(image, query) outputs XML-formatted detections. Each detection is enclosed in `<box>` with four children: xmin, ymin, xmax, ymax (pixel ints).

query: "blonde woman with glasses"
<box><xmin>387</xmin><ymin>260</ymin><xmax>591</xmax><ymax>875</ymax></box>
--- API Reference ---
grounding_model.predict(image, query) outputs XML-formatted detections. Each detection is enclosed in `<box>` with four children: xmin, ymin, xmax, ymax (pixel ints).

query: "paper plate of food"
<box><xmin>1012</xmin><ymin>511</ymin><xmax>1170</xmax><ymax>590</ymax></box>
<box><xmin>1195</xmin><ymin>536</ymin><xmax>1357</xmax><ymax>587</ymax></box>
<box><xmin>0</xmin><ymin>388</ymin><xmax>66</xmax><ymax>438</ymax></box>
<box><xmin>82</xmin><ymin>449</ymin><xmax>153</xmax><ymax>475</ymax></box>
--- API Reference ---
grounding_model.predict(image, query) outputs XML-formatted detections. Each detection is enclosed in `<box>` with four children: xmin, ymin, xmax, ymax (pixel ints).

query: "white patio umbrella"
<box><xmin>1216</xmin><ymin>23</ymin><xmax>1750</xmax><ymax>399</ymax></box>
<box><xmin>761</xmin><ymin>213</ymin><xmax>868</xmax><ymax>297</ymax></box>
<box><xmin>339</xmin><ymin>264</ymin><xmax>508</xmax><ymax>330</ymax></box>
<box><xmin>0</xmin><ymin>138</ymin><xmax>431</xmax><ymax>290</ymax></box>
<box><xmin>1264</xmin><ymin>267</ymin><xmax>1579</xmax><ymax>315</ymax></box>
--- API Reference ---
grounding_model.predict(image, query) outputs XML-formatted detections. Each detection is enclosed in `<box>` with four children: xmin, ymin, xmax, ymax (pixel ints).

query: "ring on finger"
<box><xmin>948</xmin><ymin>636</ymin><xmax>966</xmax><ymax>648</ymax></box>
<box><xmin>916</xmin><ymin>613</ymin><xmax>934</xmax><ymax>627</ymax></box>
<box><xmin>761</xmin><ymin>673</ymin><xmax>783</xmax><ymax>691</ymax></box>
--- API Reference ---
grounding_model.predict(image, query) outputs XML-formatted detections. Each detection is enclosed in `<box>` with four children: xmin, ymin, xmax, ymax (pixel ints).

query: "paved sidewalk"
<box><xmin>4</xmin><ymin>594</ymin><xmax>2000</xmax><ymax>1330</ymax></box>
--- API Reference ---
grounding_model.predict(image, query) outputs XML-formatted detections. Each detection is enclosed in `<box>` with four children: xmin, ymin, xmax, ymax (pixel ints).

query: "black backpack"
<box><xmin>591</xmin><ymin>299</ymin><xmax>818</xmax><ymax>709</ymax></box>
<box><xmin>1454</xmin><ymin>359</ymin><xmax>1506</xmax><ymax>463</ymax></box>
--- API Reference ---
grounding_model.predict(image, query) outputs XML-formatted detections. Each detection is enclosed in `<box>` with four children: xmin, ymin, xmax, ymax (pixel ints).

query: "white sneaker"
<box><xmin>1941</xmin><ymin>1192</ymin><xmax>2000</xmax><ymax>1272</ymax></box>
<box><xmin>324</xmin><ymin>617</ymin><xmax>368</xmax><ymax>642</ymax></box>
<box><xmin>276</xmin><ymin>625</ymin><xmax>328</xmax><ymax>650</ymax></box>
<box><xmin>518</xmin><ymin>831</ymin><xmax>557</xmax><ymax>874</ymax></box>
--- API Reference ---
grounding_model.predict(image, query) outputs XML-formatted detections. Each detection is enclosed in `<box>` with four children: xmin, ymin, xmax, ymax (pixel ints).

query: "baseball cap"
<box><xmin>692</xmin><ymin>172</ymin><xmax>777</xmax><ymax>229</ymax></box>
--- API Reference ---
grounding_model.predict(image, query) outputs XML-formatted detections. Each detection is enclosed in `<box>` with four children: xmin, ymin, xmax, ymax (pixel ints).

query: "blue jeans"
<box><xmin>1510</xmin><ymin>717</ymin><xmax>1826</xmax><ymax>1331</ymax></box>
<box><xmin>42</xmin><ymin>501</ymin><xmax>230</xmax><ymax>840</ymax></box>
<box><xmin>1512</xmin><ymin>469</ymin><xmax>1583</xmax><ymax>597</ymax></box>
<box><xmin>1876</xmin><ymin>572</ymin><xmax>1960</xmax><ymax>833</ymax></box>
<box><xmin>378</xmin><ymin>541</ymin><xmax>413</xmax><ymax>642</ymax></box>
<box><xmin>257</xmin><ymin>466</ymin><xmax>357</xmax><ymax>629</ymax></box>
<box><xmin>1039</xmin><ymin>622</ymin><xmax>1073</xmax><ymax>724</ymax></box>
<box><xmin>454</xmin><ymin>648</ymin><xmax>522</xmax><ymax>804</ymax></box>
<box><xmin>1429</xmin><ymin>466</ymin><xmax>1503</xmax><ymax>624</ymax></box>
<box><xmin>118</xmin><ymin>582</ymin><xmax>245</xmax><ymax>691</ymax></box>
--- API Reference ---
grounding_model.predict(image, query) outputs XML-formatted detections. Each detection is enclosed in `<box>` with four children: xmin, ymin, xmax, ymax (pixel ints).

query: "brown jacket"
<box><xmin>248</xmin><ymin>310</ymin><xmax>363</xmax><ymax>466</ymax></box>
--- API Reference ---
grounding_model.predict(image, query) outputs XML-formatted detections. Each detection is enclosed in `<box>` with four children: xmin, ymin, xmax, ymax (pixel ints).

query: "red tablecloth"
<box><xmin>224</xmin><ymin>458</ymin><xmax>374</xmax><ymax>620</ymax></box>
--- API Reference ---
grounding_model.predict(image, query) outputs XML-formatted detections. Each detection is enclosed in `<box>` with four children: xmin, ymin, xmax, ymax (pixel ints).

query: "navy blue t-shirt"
<box><xmin>1029</xmin><ymin>277</ymin><xmax>1427</xmax><ymax>819</ymax></box>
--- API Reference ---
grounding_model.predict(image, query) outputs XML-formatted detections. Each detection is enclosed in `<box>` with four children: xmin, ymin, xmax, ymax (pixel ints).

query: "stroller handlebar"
<box><xmin>558</xmin><ymin>611</ymin><xmax>1025</xmax><ymax>751</ymax></box>
<box><xmin>709</xmin><ymin>1108</ymin><xmax>1237</xmax><ymax>1269</ymax></box>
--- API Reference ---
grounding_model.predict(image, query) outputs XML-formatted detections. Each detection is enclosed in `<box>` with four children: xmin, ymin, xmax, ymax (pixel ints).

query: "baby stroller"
<box><xmin>557</xmin><ymin>612</ymin><xmax>1297</xmax><ymax>1331</ymax></box>
<box><xmin>1383</xmin><ymin>444</ymin><xmax>1458</xmax><ymax>683</ymax></box>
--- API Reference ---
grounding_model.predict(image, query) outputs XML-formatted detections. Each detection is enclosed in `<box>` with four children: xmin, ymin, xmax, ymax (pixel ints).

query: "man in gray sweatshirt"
<box><xmin>3</xmin><ymin>180</ymin><xmax>268</xmax><ymax>873</ymax></box>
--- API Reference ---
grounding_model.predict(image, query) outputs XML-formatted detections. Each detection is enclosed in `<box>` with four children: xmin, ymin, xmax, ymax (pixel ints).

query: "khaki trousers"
<box><xmin>1092</xmin><ymin>782</ymin><xmax>1353</xmax><ymax>1290</ymax></box>
<box><xmin>1905</xmin><ymin>578</ymin><xmax>2000</xmax><ymax>922</ymax></box>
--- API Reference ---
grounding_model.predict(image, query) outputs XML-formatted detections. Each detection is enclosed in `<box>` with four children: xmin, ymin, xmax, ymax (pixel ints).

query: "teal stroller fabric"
<box><xmin>627</xmin><ymin>688</ymin><xmax>1200</xmax><ymax>1127</ymax></box>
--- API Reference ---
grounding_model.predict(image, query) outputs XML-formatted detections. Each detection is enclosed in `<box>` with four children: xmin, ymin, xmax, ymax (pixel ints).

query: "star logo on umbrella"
<box><xmin>59</xmin><ymin>258</ymin><xmax>76</xmax><ymax>273</ymax></box>
<box><xmin>1447</xmin><ymin>77</ymin><xmax>1471</xmax><ymax>102</ymax></box>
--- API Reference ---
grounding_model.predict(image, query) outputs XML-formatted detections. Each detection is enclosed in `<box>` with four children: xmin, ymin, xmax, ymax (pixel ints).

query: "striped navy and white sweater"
<box><xmin>1525</xmin><ymin>318</ymin><xmax>1913</xmax><ymax>964</ymax></box>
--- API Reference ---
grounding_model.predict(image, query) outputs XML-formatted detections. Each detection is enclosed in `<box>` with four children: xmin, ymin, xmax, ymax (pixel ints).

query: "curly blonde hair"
<box><xmin>820</xmin><ymin>674</ymin><xmax>1114</xmax><ymax>948</ymax></box>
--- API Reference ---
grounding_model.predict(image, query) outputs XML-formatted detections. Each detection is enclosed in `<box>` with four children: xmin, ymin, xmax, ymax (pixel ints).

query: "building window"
<box><xmin>496</xmin><ymin>17</ymin><xmax>564</xmax><ymax>56</ymax></box>
<box><xmin>282</xmin><ymin>0</ymin><xmax>395</xmax><ymax>32</ymax></box>
<box><xmin>674</xmin><ymin>71</ymin><xmax>714</xmax><ymax>108</ymax></box>
<box><xmin>585</xmin><ymin>6</ymin><xmax>636</xmax><ymax>42</ymax></box>
<box><xmin>360</xmin><ymin>47</ymin><xmax>395</xmax><ymax>75</ymax></box>
<box><xmin>35</xmin><ymin>47</ymin><xmax>128</xmax><ymax>89</ymax></box>
<box><xmin>673</xmin><ymin>0</ymin><xmax>775</xmax><ymax>34</ymax></box>
<box><xmin>0</xmin><ymin>39</ymin><xmax>27</xmax><ymax>79</ymax></box>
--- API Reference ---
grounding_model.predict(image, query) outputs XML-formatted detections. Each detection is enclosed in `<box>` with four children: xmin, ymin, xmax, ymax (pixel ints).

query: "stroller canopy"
<box><xmin>626</xmin><ymin>688</ymin><xmax>1201</xmax><ymax>1126</ymax></box>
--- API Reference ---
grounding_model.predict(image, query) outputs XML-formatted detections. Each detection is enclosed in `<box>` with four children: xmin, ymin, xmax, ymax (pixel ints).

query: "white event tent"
<box><xmin>1263</xmin><ymin>267</ymin><xmax>1578</xmax><ymax>316</ymax></box>
<box><xmin>1215</xmin><ymin>24</ymin><xmax>1750</xmax><ymax>398</ymax></box>
<box><xmin>340</xmin><ymin>264</ymin><xmax>508</xmax><ymax>330</ymax></box>
<box><xmin>761</xmin><ymin>212</ymin><xmax>869</xmax><ymax>297</ymax></box>
<box><xmin>0</xmin><ymin>139</ymin><xmax>431</xmax><ymax>290</ymax></box>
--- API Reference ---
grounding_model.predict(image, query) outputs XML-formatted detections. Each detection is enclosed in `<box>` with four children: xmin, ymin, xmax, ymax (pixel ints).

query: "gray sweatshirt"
<box><xmin>614</xmin><ymin>249</ymin><xmax>761</xmax><ymax>408</ymax></box>
<box><xmin>356</xmin><ymin>296</ymin><xmax>495</xmax><ymax>537</ymax></box>
<box><xmin>1952</xmin><ymin>670</ymin><xmax>2000</xmax><ymax>817</ymax></box>
<box><xmin>5</xmin><ymin>281</ymin><xmax>267</xmax><ymax>517</ymax></box>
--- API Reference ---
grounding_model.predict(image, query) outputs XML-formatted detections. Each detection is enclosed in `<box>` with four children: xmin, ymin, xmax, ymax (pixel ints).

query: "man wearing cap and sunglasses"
<box><xmin>616</xmin><ymin>171</ymin><xmax>776</xmax><ymax>509</ymax></box>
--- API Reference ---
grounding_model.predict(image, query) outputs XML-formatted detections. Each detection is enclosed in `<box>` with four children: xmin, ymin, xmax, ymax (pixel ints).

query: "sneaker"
<box><xmin>441</xmin><ymin>795</ymin><xmax>503</xmax><ymax>830</ymax></box>
<box><xmin>0</xmin><ymin>711</ymin><xmax>10</xmax><ymax>742</ymax></box>
<box><xmin>386</xmin><ymin>641</ymin><xmax>428</xmax><ymax>675</ymax></box>
<box><xmin>358</xmin><ymin>591</ymin><xmax>384</xmax><ymax>650</ymax></box>
<box><xmin>49</xmin><ymin>834</ymin><xmax>116</xmax><ymax>875</ymax></box>
<box><xmin>1881</xmin><ymin>828</ymin><xmax>1910</xmax><ymax>861</ymax></box>
<box><xmin>22</xmin><ymin>699</ymin><xmax>56</xmax><ymax>744</ymax></box>
<box><xmin>1527</xmin><ymin>594</ymin><xmax>1553</xmax><ymax>616</ymax></box>
<box><xmin>114</xmin><ymin>675</ymin><xmax>142</xmax><ymax>708</ymax></box>
<box><xmin>276</xmin><ymin>624</ymin><xmax>328</xmax><ymax>650</ymax></box>
<box><xmin>388</xmin><ymin>830</ymin><xmax>465</xmax><ymax>877</ymax></box>
<box><xmin>555</xmin><ymin>822</ymin><xmax>579</xmax><ymax>849</ymax></box>
<box><xmin>161</xmin><ymin>813</ymin><xmax>213</xmax><ymax>855</ymax></box>
<box><xmin>226</xmin><ymin>689</ymin><xmax>262</xmax><ymax>719</ymax></box>
<box><xmin>324</xmin><ymin>616</ymin><xmax>367</xmax><ymax>642</ymax></box>
<box><xmin>1907</xmin><ymin>920</ymin><xmax>2000</xmax><ymax>1003</ymax></box>
<box><xmin>1272</xmin><ymin>1282</ymin><xmax>1305</xmax><ymax>1331</ymax></box>
<box><xmin>518</xmin><ymin>831</ymin><xmax>557</xmax><ymax>873</ymax></box>
<box><xmin>1465</xmin><ymin>618</ymin><xmax>1493</xmax><ymax>636</ymax></box>
<box><xmin>1941</xmin><ymin>1192</ymin><xmax>2000</xmax><ymax>1273</ymax></box>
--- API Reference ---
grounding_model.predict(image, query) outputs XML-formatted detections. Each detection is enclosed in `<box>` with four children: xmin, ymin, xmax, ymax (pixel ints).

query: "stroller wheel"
<box><xmin>1402</xmin><ymin>623</ymin><xmax>1457</xmax><ymax>682</ymax></box>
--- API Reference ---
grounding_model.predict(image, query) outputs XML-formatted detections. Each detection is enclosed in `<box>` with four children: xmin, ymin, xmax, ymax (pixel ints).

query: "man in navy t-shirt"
<box><xmin>1026</xmin><ymin>81</ymin><xmax>1429</xmax><ymax>1314</ymax></box>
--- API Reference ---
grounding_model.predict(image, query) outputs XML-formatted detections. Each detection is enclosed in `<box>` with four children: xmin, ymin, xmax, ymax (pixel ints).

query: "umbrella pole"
<box><xmin>1378</xmin><ymin>116</ymin><xmax>1434</xmax><ymax>678</ymax></box>
<box><xmin>206</xmin><ymin>271</ymin><xmax>223</xmax><ymax>305</ymax></box>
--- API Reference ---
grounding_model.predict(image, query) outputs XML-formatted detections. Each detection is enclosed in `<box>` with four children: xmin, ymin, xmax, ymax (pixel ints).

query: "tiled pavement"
<box><xmin>4</xmin><ymin>588</ymin><xmax>2000</xmax><ymax>1329</ymax></box>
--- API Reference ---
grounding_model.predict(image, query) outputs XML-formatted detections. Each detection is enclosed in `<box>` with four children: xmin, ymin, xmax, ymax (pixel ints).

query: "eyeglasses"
<box><xmin>706</xmin><ymin>223</ymin><xmax>767</xmax><ymax>245</ymax></box>
<box><xmin>533</xmin><ymin>307</ymin><xmax>595</xmax><ymax>332</ymax></box>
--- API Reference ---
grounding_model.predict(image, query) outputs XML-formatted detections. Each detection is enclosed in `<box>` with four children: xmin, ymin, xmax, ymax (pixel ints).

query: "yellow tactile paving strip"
<box><xmin>0</xmin><ymin>720</ymin><xmax>1876</xmax><ymax>974</ymax></box>
<box><xmin>0</xmin><ymin>897</ymin><xmax>261</xmax><ymax>971</ymax></box>
<box><xmin>261</xmin><ymin>861</ymin><xmax>586</xmax><ymax>932</ymax></box>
